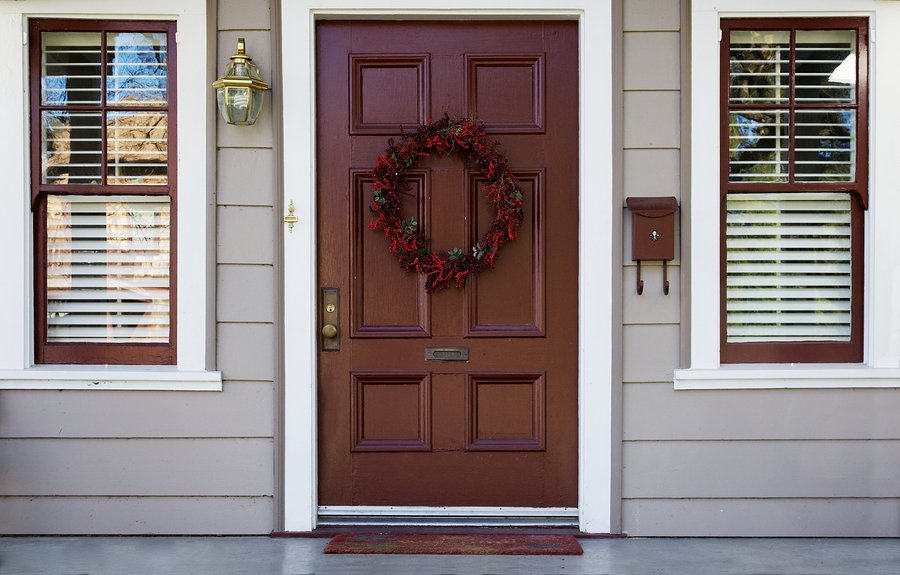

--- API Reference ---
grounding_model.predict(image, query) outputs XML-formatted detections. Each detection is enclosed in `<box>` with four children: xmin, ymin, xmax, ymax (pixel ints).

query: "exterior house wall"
<box><xmin>619</xmin><ymin>0</ymin><xmax>900</xmax><ymax>537</ymax></box>
<box><xmin>0</xmin><ymin>0</ymin><xmax>278</xmax><ymax>535</ymax></box>
<box><xmin>3</xmin><ymin>0</ymin><xmax>899</xmax><ymax>537</ymax></box>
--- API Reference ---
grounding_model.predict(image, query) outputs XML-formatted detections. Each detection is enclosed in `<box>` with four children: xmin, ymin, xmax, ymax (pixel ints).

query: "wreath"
<box><xmin>369</xmin><ymin>113</ymin><xmax>525</xmax><ymax>293</ymax></box>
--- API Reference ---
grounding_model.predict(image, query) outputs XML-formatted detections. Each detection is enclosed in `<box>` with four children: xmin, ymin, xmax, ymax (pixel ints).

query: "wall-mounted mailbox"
<box><xmin>626</xmin><ymin>196</ymin><xmax>678</xmax><ymax>296</ymax></box>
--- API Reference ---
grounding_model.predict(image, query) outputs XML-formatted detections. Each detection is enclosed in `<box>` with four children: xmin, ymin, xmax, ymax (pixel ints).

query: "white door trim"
<box><xmin>280</xmin><ymin>1</ymin><xmax>614</xmax><ymax>534</ymax></box>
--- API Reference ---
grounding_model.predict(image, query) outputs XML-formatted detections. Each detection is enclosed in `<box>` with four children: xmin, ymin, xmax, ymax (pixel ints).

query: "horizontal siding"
<box><xmin>623</xmin><ymin>440</ymin><xmax>900</xmax><ymax>499</ymax></box>
<box><xmin>622</xmin><ymin>324</ymin><xmax>680</xmax><ymax>383</ymax></box>
<box><xmin>218</xmin><ymin>265</ymin><xmax>276</xmax><ymax>322</ymax></box>
<box><xmin>624</xmin><ymin>91</ymin><xmax>681</xmax><ymax>149</ymax></box>
<box><xmin>624</xmin><ymin>0</ymin><xmax>680</xmax><ymax>32</ymax></box>
<box><xmin>623</xmin><ymin>266</ymin><xmax>681</xmax><ymax>324</ymax></box>
<box><xmin>624</xmin><ymin>383</ymin><xmax>900</xmax><ymax>440</ymax></box>
<box><xmin>216</xmin><ymin>206</ymin><xmax>275</xmax><ymax>265</ymax></box>
<box><xmin>0</xmin><ymin>438</ymin><xmax>273</xmax><ymax>496</ymax></box>
<box><xmin>217</xmin><ymin>323</ymin><xmax>276</xmax><ymax>381</ymax></box>
<box><xmin>624</xmin><ymin>32</ymin><xmax>681</xmax><ymax>90</ymax></box>
<box><xmin>623</xmin><ymin>149</ymin><xmax>681</xmax><ymax>203</ymax></box>
<box><xmin>0</xmin><ymin>496</ymin><xmax>273</xmax><ymax>535</ymax></box>
<box><xmin>217</xmin><ymin>149</ymin><xmax>276</xmax><ymax>206</ymax></box>
<box><xmin>624</xmin><ymin>498</ymin><xmax>900</xmax><ymax>537</ymax></box>
<box><xmin>0</xmin><ymin>382</ymin><xmax>274</xmax><ymax>439</ymax></box>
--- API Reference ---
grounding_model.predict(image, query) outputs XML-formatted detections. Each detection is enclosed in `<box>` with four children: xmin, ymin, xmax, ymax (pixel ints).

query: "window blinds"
<box><xmin>40</xmin><ymin>31</ymin><xmax>169</xmax><ymax>186</ymax></box>
<box><xmin>728</xmin><ymin>29</ymin><xmax>857</xmax><ymax>183</ymax></box>
<box><xmin>46</xmin><ymin>195</ymin><xmax>170</xmax><ymax>343</ymax></box>
<box><xmin>725</xmin><ymin>192</ymin><xmax>852</xmax><ymax>343</ymax></box>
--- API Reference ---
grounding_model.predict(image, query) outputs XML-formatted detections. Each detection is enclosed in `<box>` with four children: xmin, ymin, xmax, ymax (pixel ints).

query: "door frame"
<box><xmin>280</xmin><ymin>1</ymin><xmax>615</xmax><ymax>534</ymax></box>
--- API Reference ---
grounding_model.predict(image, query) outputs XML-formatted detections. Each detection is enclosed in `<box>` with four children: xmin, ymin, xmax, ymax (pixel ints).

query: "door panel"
<box><xmin>316</xmin><ymin>20</ymin><xmax>578</xmax><ymax>508</ymax></box>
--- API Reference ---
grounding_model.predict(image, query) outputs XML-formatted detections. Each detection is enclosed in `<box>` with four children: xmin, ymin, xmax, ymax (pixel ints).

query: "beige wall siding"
<box><xmin>0</xmin><ymin>439</ymin><xmax>273</xmax><ymax>496</ymax></box>
<box><xmin>0</xmin><ymin>497</ymin><xmax>274</xmax><ymax>535</ymax></box>
<box><xmin>624</xmin><ymin>440</ymin><xmax>900</xmax><ymax>499</ymax></box>
<box><xmin>623</xmin><ymin>498</ymin><xmax>900</xmax><ymax>537</ymax></box>
<box><xmin>619</xmin><ymin>0</ymin><xmax>900</xmax><ymax>537</ymax></box>
<box><xmin>620</xmin><ymin>0</ymin><xmax>685</xmax><ymax>536</ymax></box>
<box><xmin>0</xmin><ymin>383</ymin><xmax>274</xmax><ymax>438</ymax></box>
<box><xmin>213</xmin><ymin>0</ymin><xmax>278</xmax><ymax>534</ymax></box>
<box><xmin>624</xmin><ymin>384</ymin><xmax>900</xmax><ymax>441</ymax></box>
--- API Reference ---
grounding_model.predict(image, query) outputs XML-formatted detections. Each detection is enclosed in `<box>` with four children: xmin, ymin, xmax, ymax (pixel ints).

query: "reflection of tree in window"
<box><xmin>42</xmin><ymin>35</ymin><xmax>102</xmax><ymax>184</ymax></box>
<box><xmin>106</xmin><ymin>33</ymin><xmax>167</xmax><ymax>105</ymax></box>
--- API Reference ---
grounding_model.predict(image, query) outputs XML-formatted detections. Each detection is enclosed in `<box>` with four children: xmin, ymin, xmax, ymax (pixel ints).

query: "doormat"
<box><xmin>323</xmin><ymin>533</ymin><xmax>583</xmax><ymax>555</ymax></box>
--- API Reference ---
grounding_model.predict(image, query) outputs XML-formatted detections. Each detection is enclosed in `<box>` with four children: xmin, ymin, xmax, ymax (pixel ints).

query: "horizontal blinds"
<box><xmin>726</xmin><ymin>193</ymin><xmax>852</xmax><ymax>343</ymax></box>
<box><xmin>47</xmin><ymin>195</ymin><xmax>170</xmax><ymax>343</ymax></box>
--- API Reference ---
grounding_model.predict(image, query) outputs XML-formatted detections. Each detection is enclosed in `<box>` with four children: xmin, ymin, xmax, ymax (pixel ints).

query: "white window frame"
<box><xmin>0</xmin><ymin>0</ymin><xmax>220</xmax><ymax>391</ymax></box>
<box><xmin>676</xmin><ymin>0</ymin><xmax>900</xmax><ymax>390</ymax></box>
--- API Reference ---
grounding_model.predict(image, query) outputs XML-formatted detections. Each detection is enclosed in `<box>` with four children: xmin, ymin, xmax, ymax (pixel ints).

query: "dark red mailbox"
<box><xmin>626</xmin><ymin>196</ymin><xmax>678</xmax><ymax>295</ymax></box>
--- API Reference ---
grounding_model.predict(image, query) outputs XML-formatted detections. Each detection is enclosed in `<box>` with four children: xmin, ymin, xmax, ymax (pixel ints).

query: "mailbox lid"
<box><xmin>626</xmin><ymin>196</ymin><xmax>678</xmax><ymax>218</ymax></box>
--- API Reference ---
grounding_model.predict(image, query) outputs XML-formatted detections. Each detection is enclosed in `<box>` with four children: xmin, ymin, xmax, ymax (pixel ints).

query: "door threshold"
<box><xmin>317</xmin><ymin>506</ymin><xmax>579</xmax><ymax>528</ymax></box>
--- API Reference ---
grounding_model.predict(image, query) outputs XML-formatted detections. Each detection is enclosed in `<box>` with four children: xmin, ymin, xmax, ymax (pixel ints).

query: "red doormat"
<box><xmin>323</xmin><ymin>533</ymin><xmax>583</xmax><ymax>555</ymax></box>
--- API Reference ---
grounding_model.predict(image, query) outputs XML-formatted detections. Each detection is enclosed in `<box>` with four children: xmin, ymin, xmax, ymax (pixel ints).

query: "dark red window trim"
<box><xmin>30</xmin><ymin>19</ymin><xmax>177</xmax><ymax>365</ymax></box>
<box><xmin>720</xmin><ymin>17</ymin><xmax>867</xmax><ymax>364</ymax></box>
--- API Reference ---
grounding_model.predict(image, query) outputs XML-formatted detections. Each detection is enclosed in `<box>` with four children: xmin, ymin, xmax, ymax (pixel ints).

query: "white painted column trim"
<box><xmin>280</xmin><ymin>1</ymin><xmax>614</xmax><ymax>534</ymax></box>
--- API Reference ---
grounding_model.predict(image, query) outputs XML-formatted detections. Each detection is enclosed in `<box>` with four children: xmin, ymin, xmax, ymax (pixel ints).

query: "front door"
<box><xmin>316</xmin><ymin>20</ymin><xmax>578</xmax><ymax>508</ymax></box>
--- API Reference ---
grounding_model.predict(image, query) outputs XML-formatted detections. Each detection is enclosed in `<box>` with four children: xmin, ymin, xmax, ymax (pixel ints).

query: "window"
<box><xmin>678</xmin><ymin>1</ymin><xmax>900</xmax><ymax>389</ymax></box>
<box><xmin>721</xmin><ymin>18</ymin><xmax>867</xmax><ymax>364</ymax></box>
<box><xmin>30</xmin><ymin>19</ymin><xmax>176</xmax><ymax>365</ymax></box>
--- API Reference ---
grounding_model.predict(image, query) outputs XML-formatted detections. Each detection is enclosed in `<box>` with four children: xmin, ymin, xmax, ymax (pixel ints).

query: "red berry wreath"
<box><xmin>369</xmin><ymin>114</ymin><xmax>525</xmax><ymax>293</ymax></box>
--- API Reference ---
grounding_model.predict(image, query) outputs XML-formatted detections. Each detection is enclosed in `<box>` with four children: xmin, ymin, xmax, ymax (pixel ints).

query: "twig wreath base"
<box><xmin>369</xmin><ymin>114</ymin><xmax>525</xmax><ymax>293</ymax></box>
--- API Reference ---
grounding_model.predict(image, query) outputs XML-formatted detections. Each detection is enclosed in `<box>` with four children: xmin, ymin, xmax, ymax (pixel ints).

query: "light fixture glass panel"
<box><xmin>247</xmin><ymin>89</ymin><xmax>264</xmax><ymax>124</ymax></box>
<box><xmin>225</xmin><ymin>86</ymin><xmax>250</xmax><ymax>124</ymax></box>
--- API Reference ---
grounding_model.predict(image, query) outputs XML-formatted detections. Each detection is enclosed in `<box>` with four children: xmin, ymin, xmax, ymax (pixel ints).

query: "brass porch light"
<box><xmin>213</xmin><ymin>38</ymin><xmax>269</xmax><ymax>125</ymax></box>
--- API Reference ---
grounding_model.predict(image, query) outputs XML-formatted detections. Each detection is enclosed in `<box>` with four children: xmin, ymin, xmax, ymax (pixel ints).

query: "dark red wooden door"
<box><xmin>316</xmin><ymin>20</ymin><xmax>578</xmax><ymax>507</ymax></box>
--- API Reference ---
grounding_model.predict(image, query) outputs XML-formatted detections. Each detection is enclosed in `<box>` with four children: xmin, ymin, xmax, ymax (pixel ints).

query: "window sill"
<box><xmin>674</xmin><ymin>365</ymin><xmax>900</xmax><ymax>390</ymax></box>
<box><xmin>0</xmin><ymin>366</ymin><xmax>222</xmax><ymax>391</ymax></box>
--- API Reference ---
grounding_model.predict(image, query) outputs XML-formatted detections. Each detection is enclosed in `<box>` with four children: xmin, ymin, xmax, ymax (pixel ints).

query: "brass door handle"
<box><xmin>321</xmin><ymin>288</ymin><xmax>340</xmax><ymax>351</ymax></box>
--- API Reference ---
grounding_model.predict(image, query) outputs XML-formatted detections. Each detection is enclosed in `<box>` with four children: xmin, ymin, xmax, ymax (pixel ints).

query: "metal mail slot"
<box><xmin>425</xmin><ymin>347</ymin><xmax>469</xmax><ymax>362</ymax></box>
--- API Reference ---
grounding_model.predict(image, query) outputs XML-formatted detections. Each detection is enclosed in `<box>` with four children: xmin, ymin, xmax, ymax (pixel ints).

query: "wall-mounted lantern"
<box><xmin>626</xmin><ymin>196</ymin><xmax>678</xmax><ymax>295</ymax></box>
<box><xmin>213</xmin><ymin>38</ymin><xmax>269</xmax><ymax>125</ymax></box>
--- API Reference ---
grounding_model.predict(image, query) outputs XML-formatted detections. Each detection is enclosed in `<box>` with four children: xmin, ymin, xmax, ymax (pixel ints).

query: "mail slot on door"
<box><xmin>425</xmin><ymin>347</ymin><xmax>470</xmax><ymax>362</ymax></box>
<box><xmin>626</xmin><ymin>196</ymin><xmax>678</xmax><ymax>295</ymax></box>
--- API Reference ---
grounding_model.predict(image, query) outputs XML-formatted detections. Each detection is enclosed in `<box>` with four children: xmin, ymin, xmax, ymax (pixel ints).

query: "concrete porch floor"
<box><xmin>0</xmin><ymin>536</ymin><xmax>898</xmax><ymax>574</ymax></box>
